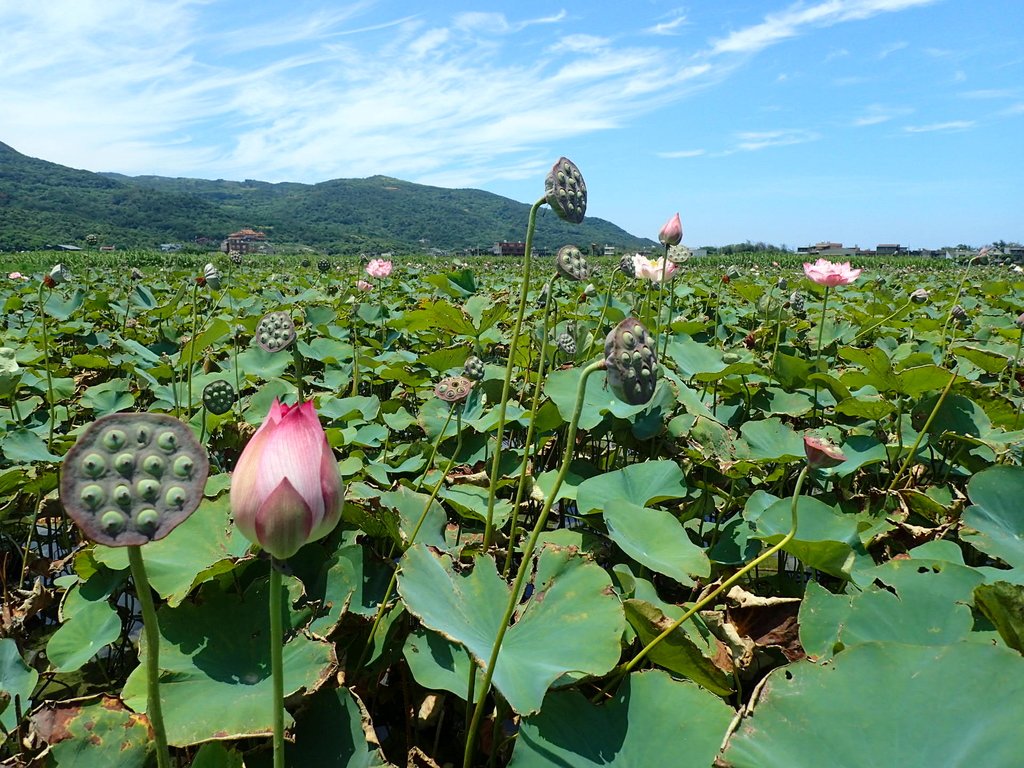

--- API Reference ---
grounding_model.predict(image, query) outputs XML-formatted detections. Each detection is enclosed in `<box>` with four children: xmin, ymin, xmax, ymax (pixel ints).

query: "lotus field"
<box><xmin>2</xmin><ymin>159</ymin><xmax>1024</xmax><ymax>767</ymax></box>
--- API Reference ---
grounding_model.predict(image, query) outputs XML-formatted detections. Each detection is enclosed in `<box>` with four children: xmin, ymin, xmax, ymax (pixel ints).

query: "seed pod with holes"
<box><xmin>618</xmin><ymin>254</ymin><xmax>636</xmax><ymax>278</ymax></box>
<box><xmin>463</xmin><ymin>355</ymin><xmax>486</xmax><ymax>382</ymax></box>
<box><xmin>435</xmin><ymin>376</ymin><xmax>474</xmax><ymax>403</ymax></box>
<box><xmin>202</xmin><ymin>380</ymin><xmax>236</xmax><ymax>415</ymax></box>
<box><xmin>604</xmin><ymin>317</ymin><xmax>658</xmax><ymax>406</ymax></box>
<box><xmin>555</xmin><ymin>245</ymin><xmax>591</xmax><ymax>282</ymax></box>
<box><xmin>255</xmin><ymin>311</ymin><xmax>296</xmax><ymax>353</ymax></box>
<box><xmin>556</xmin><ymin>332</ymin><xmax>576</xmax><ymax>356</ymax></box>
<box><xmin>544</xmin><ymin>157</ymin><xmax>587</xmax><ymax>224</ymax></box>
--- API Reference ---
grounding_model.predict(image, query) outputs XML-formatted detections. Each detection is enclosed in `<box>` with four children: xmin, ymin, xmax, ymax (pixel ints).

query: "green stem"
<box><xmin>811</xmin><ymin>286</ymin><xmax>831</xmax><ymax>422</ymax></box>
<box><xmin>597</xmin><ymin>465</ymin><xmax>809</xmax><ymax>698</ymax></box>
<box><xmin>128</xmin><ymin>546</ymin><xmax>172</xmax><ymax>768</ymax></box>
<box><xmin>414</xmin><ymin>405</ymin><xmax>455</xmax><ymax>492</ymax></box>
<box><xmin>37</xmin><ymin>282</ymin><xmax>56</xmax><ymax>451</ymax></box>
<box><xmin>1008</xmin><ymin>329</ymin><xmax>1022</xmax><ymax>430</ymax></box>
<box><xmin>464</xmin><ymin>359</ymin><xmax>605</xmax><ymax>768</ymax></box>
<box><xmin>886</xmin><ymin>368</ymin><xmax>958</xmax><ymax>494</ymax></box>
<box><xmin>269</xmin><ymin>560</ymin><xmax>285</xmax><ymax>768</ymax></box>
<box><xmin>350</xmin><ymin>311</ymin><xmax>361</xmax><ymax>397</ymax></box>
<box><xmin>655</xmin><ymin>244</ymin><xmax>668</xmax><ymax>339</ymax></box>
<box><xmin>661</xmin><ymin>273</ymin><xmax>677</xmax><ymax>360</ymax></box>
<box><xmin>482</xmin><ymin>196</ymin><xmax>546</xmax><ymax>549</ymax></box>
<box><xmin>291</xmin><ymin>344</ymin><xmax>305</xmax><ymax>403</ymax></box>
<box><xmin>850</xmin><ymin>299</ymin><xmax>913</xmax><ymax>346</ymax></box>
<box><xmin>186</xmin><ymin>280</ymin><xmax>200</xmax><ymax>420</ymax></box>
<box><xmin>585</xmin><ymin>269</ymin><xmax>619</xmax><ymax>359</ymax></box>
<box><xmin>939</xmin><ymin>256</ymin><xmax>977</xmax><ymax>357</ymax></box>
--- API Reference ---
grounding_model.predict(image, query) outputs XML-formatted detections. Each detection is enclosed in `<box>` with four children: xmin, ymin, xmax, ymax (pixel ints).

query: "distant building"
<box><xmin>875</xmin><ymin>244</ymin><xmax>905</xmax><ymax>255</ymax></box>
<box><xmin>160</xmin><ymin>243</ymin><xmax>182</xmax><ymax>252</ymax></box>
<box><xmin>223</xmin><ymin>228</ymin><xmax>269</xmax><ymax>255</ymax></box>
<box><xmin>798</xmin><ymin>242</ymin><xmax>861</xmax><ymax>257</ymax></box>
<box><xmin>54</xmin><ymin>244</ymin><xmax>83</xmax><ymax>251</ymax></box>
<box><xmin>493</xmin><ymin>241</ymin><xmax>526</xmax><ymax>257</ymax></box>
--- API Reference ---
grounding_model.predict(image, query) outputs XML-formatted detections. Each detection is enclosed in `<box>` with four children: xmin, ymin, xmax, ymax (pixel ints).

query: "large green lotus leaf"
<box><xmin>308</xmin><ymin>543</ymin><xmax>390</xmax><ymax>633</ymax></box>
<box><xmin>952</xmin><ymin>343</ymin><xmax>1009</xmax><ymax>374</ymax></box>
<box><xmin>283</xmin><ymin>687</ymin><xmax>388</xmax><ymax>767</ymax></box>
<box><xmin>834</xmin><ymin>394</ymin><xmax>894</xmax><ymax>422</ymax></box>
<box><xmin>317</xmin><ymin>395</ymin><xmax>381</xmax><ymax>424</ymax></box>
<box><xmin>510</xmin><ymin>669</ymin><xmax>734</xmax><ymax>768</ymax></box>
<box><xmin>973</xmin><ymin>581</ymin><xmax>1024</xmax><ymax>653</ymax></box>
<box><xmin>2</xmin><ymin>428</ymin><xmax>61</xmax><ymax>463</ymax></box>
<box><xmin>751</xmin><ymin>387</ymin><xmax>814</xmax><ymax>417</ymax></box>
<box><xmin>0</xmin><ymin>638</ymin><xmax>38</xmax><ymax>733</ymax></box>
<box><xmin>236</xmin><ymin>345</ymin><xmax>293</xmax><ymax>382</ymax></box>
<box><xmin>723</xmin><ymin>642</ymin><xmax>1024</xmax><ymax>767</ymax></box>
<box><xmin>666</xmin><ymin>336</ymin><xmax>727</xmax><ymax>379</ymax></box>
<box><xmin>94</xmin><ymin>496</ymin><xmax>249</xmax><ymax>606</ymax></box>
<box><xmin>603</xmin><ymin>500</ymin><xmax>709</xmax><ymax>586</ymax></box>
<box><xmin>961</xmin><ymin>465</ymin><xmax>1024</xmax><ymax>568</ymax></box>
<box><xmin>576</xmin><ymin>460</ymin><xmax>687</xmax><ymax>515</ymax></box>
<box><xmin>749</xmin><ymin>496</ymin><xmax>872</xmax><ymax>579</ymax></box>
<box><xmin>190</xmin><ymin>742</ymin><xmax>245</xmax><ymax>768</ymax></box>
<box><xmin>544</xmin><ymin>367</ymin><xmax>672</xmax><ymax>432</ymax></box>
<box><xmin>122</xmin><ymin>576</ymin><xmax>335</xmax><ymax>746</ymax></box>
<box><xmin>622</xmin><ymin>600</ymin><xmax>733</xmax><ymax>696</ymax></box>
<box><xmin>397</xmin><ymin>544</ymin><xmax>624</xmax><ymax>715</ymax></box>
<box><xmin>46</xmin><ymin>592</ymin><xmax>121</xmax><ymax>672</ymax></box>
<box><xmin>379</xmin><ymin>486</ymin><xmax>447</xmax><ymax>548</ymax></box>
<box><xmin>438</xmin><ymin>484</ymin><xmax>512</xmax><ymax>529</ymax></box>
<box><xmin>44</xmin><ymin>288</ymin><xmax>85</xmax><ymax>321</ymax></box>
<box><xmin>403</xmin><ymin>628</ymin><xmax>483</xmax><ymax>703</ymax></box>
<box><xmin>80</xmin><ymin>380</ymin><xmax>135</xmax><ymax>415</ymax></box>
<box><xmin>736</xmin><ymin>418</ymin><xmax>805</xmax><ymax>462</ymax></box>
<box><xmin>40</xmin><ymin>696</ymin><xmax>152</xmax><ymax>768</ymax></box>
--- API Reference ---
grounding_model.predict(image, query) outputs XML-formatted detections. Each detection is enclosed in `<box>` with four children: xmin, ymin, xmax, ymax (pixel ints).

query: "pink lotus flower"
<box><xmin>8</xmin><ymin>272</ymin><xmax>28</xmax><ymax>281</ymax></box>
<box><xmin>366</xmin><ymin>259</ymin><xmax>393</xmax><ymax>279</ymax></box>
<box><xmin>356</xmin><ymin>279</ymin><xmax>373</xmax><ymax>292</ymax></box>
<box><xmin>803</xmin><ymin>435</ymin><xmax>847</xmax><ymax>469</ymax></box>
<box><xmin>802</xmin><ymin>259</ymin><xmax>862</xmax><ymax>287</ymax></box>
<box><xmin>658</xmin><ymin>213</ymin><xmax>683</xmax><ymax>246</ymax></box>
<box><xmin>231</xmin><ymin>399</ymin><xmax>343</xmax><ymax>559</ymax></box>
<box><xmin>632</xmin><ymin>253</ymin><xmax>678</xmax><ymax>283</ymax></box>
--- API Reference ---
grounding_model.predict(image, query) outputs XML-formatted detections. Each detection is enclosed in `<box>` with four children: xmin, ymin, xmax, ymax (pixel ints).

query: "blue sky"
<box><xmin>1</xmin><ymin>0</ymin><xmax>1021</xmax><ymax>248</ymax></box>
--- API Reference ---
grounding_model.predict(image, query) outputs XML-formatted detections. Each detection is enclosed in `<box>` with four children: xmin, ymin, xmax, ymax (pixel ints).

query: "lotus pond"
<box><xmin>2</xmin><ymin>172</ymin><xmax>1024</xmax><ymax>768</ymax></box>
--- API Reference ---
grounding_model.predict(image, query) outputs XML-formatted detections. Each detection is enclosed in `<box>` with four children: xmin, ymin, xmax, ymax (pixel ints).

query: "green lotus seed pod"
<box><xmin>544</xmin><ymin>157</ymin><xmax>587</xmax><ymax>224</ymax></box>
<box><xmin>173</xmin><ymin>455</ymin><xmax>194</xmax><ymax>478</ymax></box>
<box><xmin>101</xmin><ymin>429</ymin><xmax>127</xmax><ymax>451</ymax></box>
<box><xmin>136</xmin><ymin>479</ymin><xmax>160</xmax><ymax>502</ymax></box>
<box><xmin>114</xmin><ymin>452</ymin><xmax>135</xmax><ymax>476</ymax></box>
<box><xmin>100</xmin><ymin>510</ymin><xmax>126</xmax><ymax>536</ymax></box>
<box><xmin>157</xmin><ymin>431</ymin><xmax>178</xmax><ymax>452</ymax></box>
<box><xmin>166</xmin><ymin>486</ymin><xmax>187</xmax><ymax>508</ymax></box>
<box><xmin>113</xmin><ymin>485</ymin><xmax>132</xmax><ymax>508</ymax></box>
<box><xmin>82</xmin><ymin>453</ymin><xmax>107</xmax><ymax>478</ymax></box>
<box><xmin>80</xmin><ymin>485</ymin><xmax>104</xmax><ymax>510</ymax></box>
<box><xmin>143</xmin><ymin>454</ymin><xmax>165</xmax><ymax>477</ymax></box>
<box><xmin>135</xmin><ymin>509</ymin><xmax>160</xmax><ymax>535</ymax></box>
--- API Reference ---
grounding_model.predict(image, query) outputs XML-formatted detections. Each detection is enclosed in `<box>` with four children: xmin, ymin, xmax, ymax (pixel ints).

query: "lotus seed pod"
<box><xmin>463</xmin><ymin>355</ymin><xmax>486</xmax><ymax>382</ymax></box>
<box><xmin>60</xmin><ymin>413</ymin><xmax>209</xmax><ymax>546</ymax></box>
<box><xmin>434</xmin><ymin>375</ymin><xmax>474</xmax><ymax>403</ymax></box>
<box><xmin>789</xmin><ymin>291</ymin><xmax>805</xmax><ymax>315</ymax></box>
<box><xmin>203</xmin><ymin>263</ymin><xmax>222</xmax><ymax>290</ymax></box>
<box><xmin>555</xmin><ymin>245</ymin><xmax>591</xmax><ymax>282</ymax></box>
<box><xmin>556</xmin><ymin>332</ymin><xmax>577</xmax><ymax>356</ymax></box>
<box><xmin>202</xmin><ymin>379</ymin><xmax>236</xmax><ymax>416</ymax></box>
<box><xmin>544</xmin><ymin>157</ymin><xmax>587</xmax><ymax>224</ymax></box>
<box><xmin>317</xmin><ymin>258</ymin><xmax>330</xmax><ymax>274</ymax></box>
<box><xmin>777</xmin><ymin>277</ymin><xmax>788</xmax><ymax>291</ymax></box>
<box><xmin>618</xmin><ymin>255</ymin><xmax>636</xmax><ymax>278</ymax></box>
<box><xmin>230</xmin><ymin>252</ymin><xmax>243</xmax><ymax>266</ymax></box>
<box><xmin>951</xmin><ymin>304</ymin><xmax>968</xmax><ymax>322</ymax></box>
<box><xmin>910</xmin><ymin>288</ymin><xmax>929</xmax><ymax>304</ymax></box>
<box><xmin>255</xmin><ymin>311</ymin><xmax>297</xmax><ymax>353</ymax></box>
<box><xmin>604</xmin><ymin>317</ymin><xmax>658</xmax><ymax>405</ymax></box>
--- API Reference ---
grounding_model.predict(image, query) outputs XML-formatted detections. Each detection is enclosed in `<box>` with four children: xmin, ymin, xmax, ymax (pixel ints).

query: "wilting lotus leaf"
<box><xmin>201</xmin><ymin>379</ymin><xmax>235</xmax><ymax>415</ymax></box>
<box><xmin>33</xmin><ymin>696</ymin><xmax>153</xmax><ymax>768</ymax></box>
<box><xmin>60</xmin><ymin>413</ymin><xmax>209</xmax><ymax>546</ymax></box>
<box><xmin>604</xmin><ymin>317</ymin><xmax>658</xmax><ymax>405</ymax></box>
<box><xmin>544</xmin><ymin>157</ymin><xmax>587</xmax><ymax>224</ymax></box>
<box><xmin>255</xmin><ymin>310</ymin><xmax>297</xmax><ymax>352</ymax></box>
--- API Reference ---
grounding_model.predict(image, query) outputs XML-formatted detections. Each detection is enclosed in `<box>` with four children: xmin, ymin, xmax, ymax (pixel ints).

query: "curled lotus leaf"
<box><xmin>435</xmin><ymin>375</ymin><xmax>474</xmax><ymax>403</ymax></box>
<box><xmin>255</xmin><ymin>311</ymin><xmax>297</xmax><ymax>352</ymax></box>
<box><xmin>555</xmin><ymin>245</ymin><xmax>591</xmax><ymax>282</ymax></box>
<box><xmin>604</xmin><ymin>317</ymin><xmax>658</xmax><ymax>406</ymax></box>
<box><xmin>544</xmin><ymin>157</ymin><xmax>587</xmax><ymax>224</ymax></box>
<box><xmin>60</xmin><ymin>413</ymin><xmax>210</xmax><ymax>546</ymax></box>
<box><xmin>202</xmin><ymin>379</ymin><xmax>235</xmax><ymax>416</ymax></box>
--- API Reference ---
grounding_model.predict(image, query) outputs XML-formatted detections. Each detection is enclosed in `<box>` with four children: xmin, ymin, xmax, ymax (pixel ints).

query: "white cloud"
<box><xmin>960</xmin><ymin>88</ymin><xmax>1019</xmax><ymax>99</ymax></box>
<box><xmin>904</xmin><ymin>120</ymin><xmax>976</xmax><ymax>133</ymax></box>
<box><xmin>732</xmin><ymin>129</ymin><xmax>819</xmax><ymax>151</ymax></box>
<box><xmin>646</xmin><ymin>14</ymin><xmax>688</xmax><ymax>36</ymax></box>
<box><xmin>852</xmin><ymin>103</ymin><xmax>913</xmax><ymax>126</ymax></box>
<box><xmin>877</xmin><ymin>41</ymin><xmax>908</xmax><ymax>59</ymax></box>
<box><xmin>657</xmin><ymin>149</ymin><xmax>706</xmax><ymax>158</ymax></box>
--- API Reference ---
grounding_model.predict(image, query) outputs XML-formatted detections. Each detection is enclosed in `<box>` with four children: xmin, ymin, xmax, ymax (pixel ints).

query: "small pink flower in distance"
<box><xmin>356</xmin><ymin>279</ymin><xmax>373</xmax><ymax>292</ymax></box>
<box><xmin>802</xmin><ymin>258</ymin><xmax>862</xmax><ymax>287</ymax></box>
<box><xmin>231</xmin><ymin>399</ymin><xmax>343</xmax><ymax>559</ymax></box>
<box><xmin>8</xmin><ymin>272</ymin><xmax>29</xmax><ymax>281</ymax></box>
<box><xmin>803</xmin><ymin>435</ymin><xmax>847</xmax><ymax>469</ymax></box>
<box><xmin>366</xmin><ymin>259</ymin><xmax>393</xmax><ymax>278</ymax></box>
<box><xmin>658</xmin><ymin>213</ymin><xmax>683</xmax><ymax>246</ymax></box>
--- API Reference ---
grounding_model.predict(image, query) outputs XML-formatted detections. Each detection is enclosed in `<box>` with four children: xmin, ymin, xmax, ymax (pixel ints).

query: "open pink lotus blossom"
<box><xmin>632</xmin><ymin>253</ymin><xmax>678</xmax><ymax>283</ymax></box>
<box><xmin>8</xmin><ymin>272</ymin><xmax>28</xmax><ymax>281</ymax></box>
<box><xmin>231</xmin><ymin>399</ymin><xmax>343</xmax><ymax>559</ymax></box>
<box><xmin>802</xmin><ymin>259</ymin><xmax>862</xmax><ymax>287</ymax></box>
<box><xmin>366</xmin><ymin>259</ymin><xmax>393</xmax><ymax>278</ymax></box>
<box><xmin>356</xmin><ymin>279</ymin><xmax>373</xmax><ymax>292</ymax></box>
<box><xmin>804</xmin><ymin>435</ymin><xmax>847</xmax><ymax>469</ymax></box>
<box><xmin>658</xmin><ymin>213</ymin><xmax>683</xmax><ymax>246</ymax></box>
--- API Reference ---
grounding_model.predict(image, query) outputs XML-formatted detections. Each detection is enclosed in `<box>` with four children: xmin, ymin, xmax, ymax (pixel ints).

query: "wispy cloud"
<box><xmin>852</xmin><ymin>103</ymin><xmax>913</xmax><ymax>126</ymax></box>
<box><xmin>646</xmin><ymin>13</ymin><xmax>688</xmax><ymax>36</ymax></box>
<box><xmin>710</xmin><ymin>0</ymin><xmax>937</xmax><ymax>56</ymax></box>
<box><xmin>904</xmin><ymin>120</ymin><xmax>976</xmax><ymax>133</ymax></box>
<box><xmin>877</xmin><ymin>41</ymin><xmax>908</xmax><ymax>59</ymax></box>
<box><xmin>960</xmin><ymin>88</ymin><xmax>1019</xmax><ymax>99</ymax></box>
<box><xmin>732</xmin><ymin>129</ymin><xmax>819</xmax><ymax>151</ymax></box>
<box><xmin>657</xmin><ymin>149</ymin><xmax>706</xmax><ymax>158</ymax></box>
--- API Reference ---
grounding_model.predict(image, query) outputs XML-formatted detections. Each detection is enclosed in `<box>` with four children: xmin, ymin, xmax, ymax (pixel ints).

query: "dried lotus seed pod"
<box><xmin>555</xmin><ymin>245</ymin><xmax>591</xmax><ymax>282</ymax></box>
<box><xmin>544</xmin><ymin>157</ymin><xmax>587</xmax><ymax>224</ymax></box>
<box><xmin>618</xmin><ymin>254</ymin><xmax>636</xmax><ymax>278</ymax></box>
<box><xmin>434</xmin><ymin>375</ymin><xmax>474</xmax><ymax>403</ymax></box>
<box><xmin>60</xmin><ymin>413</ymin><xmax>209</xmax><ymax>546</ymax></box>
<box><xmin>604</xmin><ymin>317</ymin><xmax>658</xmax><ymax>406</ymax></box>
<box><xmin>202</xmin><ymin>379</ymin><xmax>235</xmax><ymax>415</ymax></box>
<box><xmin>255</xmin><ymin>311</ymin><xmax>296</xmax><ymax>353</ymax></box>
<box><xmin>556</xmin><ymin>332</ymin><xmax>577</xmax><ymax>356</ymax></box>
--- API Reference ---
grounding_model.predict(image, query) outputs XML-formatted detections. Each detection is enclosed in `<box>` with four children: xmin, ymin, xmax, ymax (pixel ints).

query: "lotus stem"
<box><xmin>128</xmin><ymin>545</ymin><xmax>172</xmax><ymax>768</ymax></box>
<box><xmin>269</xmin><ymin>558</ymin><xmax>285</xmax><ymax>768</ymax></box>
<box><xmin>585</xmin><ymin>268</ymin><xmax>619</xmax><ymax>360</ymax></box>
<box><xmin>811</xmin><ymin>285</ymin><xmax>831</xmax><ymax>422</ymax></box>
<box><xmin>37</xmin><ymin>282</ymin><xmax>56</xmax><ymax>451</ymax></box>
<box><xmin>886</xmin><ymin>368</ymin><xmax>958</xmax><ymax>493</ymax></box>
<box><xmin>464</xmin><ymin>358</ymin><xmax>605</xmax><ymax>768</ymax></box>
<box><xmin>850</xmin><ymin>299</ymin><xmax>913</xmax><ymax>346</ymax></box>
<box><xmin>1008</xmin><ymin>327</ymin><xmax>1022</xmax><ymax>426</ymax></box>
<box><xmin>939</xmin><ymin>256</ymin><xmax>977</xmax><ymax>359</ymax></box>
<box><xmin>482</xmin><ymin>195</ymin><xmax>546</xmax><ymax>549</ymax></box>
<box><xmin>597</xmin><ymin>465</ymin><xmax>809</xmax><ymax>699</ymax></box>
<box><xmin>185</xmin><ymin>280</ymin><xmax>200</xmax><ymax>421</ymax></box>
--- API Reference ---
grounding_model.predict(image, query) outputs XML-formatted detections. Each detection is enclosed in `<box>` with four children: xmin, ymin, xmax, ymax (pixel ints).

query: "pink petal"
<box><xmin>254</xmin><ymin>478</ymin><xmax>315</xmax><ymax>558</ymax></box>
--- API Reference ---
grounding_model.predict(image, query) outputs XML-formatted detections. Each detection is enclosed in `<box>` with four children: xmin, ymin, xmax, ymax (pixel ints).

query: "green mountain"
<box><xmin>0</xmin><ymin>141</ymin><xmax>654</xmax><ymax>254</ymax></box>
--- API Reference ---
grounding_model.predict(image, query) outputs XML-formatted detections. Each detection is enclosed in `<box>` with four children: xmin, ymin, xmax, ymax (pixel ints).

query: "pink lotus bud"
<box><xmin>658</xmin><ymin>213</ymin><xmax>683</xmax><ymax>246</ymax></box>
<box><xmin>803</xmin><ymin>435</ymin><xmax>847</xmax><ymax>469</ymax></box>
<box><xmin>230</xmin><ymin>399</ymin><xmax>343</xmax><ymax>559</ymax></box>
<box><xmin>366</xmin><ymin>259</ymin><xmax>393</xmax><ymax>278</ymax></box>
<box><xmin>356</xmin><ymin>279</ymin><xmax>373</xmax><ymax>292</ymax></box>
